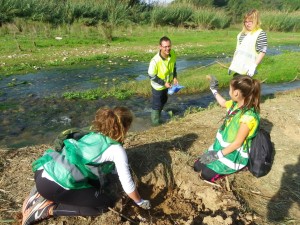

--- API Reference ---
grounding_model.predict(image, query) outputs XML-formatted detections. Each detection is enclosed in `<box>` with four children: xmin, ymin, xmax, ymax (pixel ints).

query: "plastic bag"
<box><xmin>168</xmin><ymin>84</ymin><xmax>184</xmax><ymax>95</ymax></box>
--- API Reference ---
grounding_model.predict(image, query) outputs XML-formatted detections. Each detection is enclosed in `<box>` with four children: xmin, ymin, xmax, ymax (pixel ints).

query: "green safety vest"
<box><xmin>149</xmin><ymin>49</ymin><xmax>176</xmax><ymax>90</ymax></box>
<box><xmin>206</xmin><ymin>102</ymin><xmax>260</xmax><ymax>174</ymax></box>
<box><xmin>32</xmin><ymin>132</ymin><xmax>120</xmax><ymax>189</ymax></box>
<box><xmin>229</xmin><ymin>29</ymin><xmax>262</xmax><ymax>75</ymax></box>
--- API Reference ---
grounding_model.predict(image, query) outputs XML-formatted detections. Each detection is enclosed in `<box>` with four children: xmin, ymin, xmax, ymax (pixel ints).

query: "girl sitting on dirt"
<box><xmin>21</xmin><ymin>106</ymin><xmax>150</xmax><ymax>225</ymax></box>
<box><xmin>194</xmin><ymin>75</ymin><xmax>260</xmax><ymax>182</ymax></box>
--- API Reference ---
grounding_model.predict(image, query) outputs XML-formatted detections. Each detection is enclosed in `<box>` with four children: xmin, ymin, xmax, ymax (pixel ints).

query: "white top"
<box><xmin>41</xmin><ymin>144</ymin><xmax>136</xmax><ymax>194</ymax></box>
<box><xmin>98</xmin><ymin>144</ymin><xmax>136</xmax><ymax>194</ymax></box>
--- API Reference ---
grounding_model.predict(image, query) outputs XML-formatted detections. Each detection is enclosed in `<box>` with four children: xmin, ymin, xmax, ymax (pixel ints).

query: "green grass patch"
<box><xmin>116</xmin><ymin>51</ymin><xmax>300</xmax><ymax>98</ymax></box>
<box><xmin>60</xmin><ymin>49</ymin><xmax>300</xmax><ymax>101</ymax></box>
<box><xmin>1</xmin><ymin>25</ymin><xmax>300</xmax><ymax>101</ymax></box>
<box><xmin>0</xmin><ymin>102</ymin><xmax>19</xmax><ymax>110</ymax></box>
<box><xmin>258</xmin><ymin>52</ymin><xmax>300</xmax><ymax>83</ymax></box>
<box><xmin>63</xmin><ymin>87</ymin><xmax>134</xmax><ymax>100</ymax></box>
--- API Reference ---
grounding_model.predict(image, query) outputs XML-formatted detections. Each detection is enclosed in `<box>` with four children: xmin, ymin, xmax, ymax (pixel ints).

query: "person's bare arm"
<box><xmin>214</xmin><ymin>92</ymin><xmax>227</xmax><ymax>108</ymax></box>
<box><xmin>221</xmin><ymin>123</ymin><xmax>249</xmax><ymax>155</ymax></box>
<box><xmin>127</xmin><ymin>189</ymin><xmax>141</xmax><ymax>202</ymax></box>
<box><xmin>255</xmin><ymin>52</ymin><xmax>266</xmax><ymax>65</ymax></box>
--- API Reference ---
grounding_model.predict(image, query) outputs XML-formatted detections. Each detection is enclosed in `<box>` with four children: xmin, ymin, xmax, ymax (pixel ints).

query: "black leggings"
<box><xmin>193</xmin><ymin>159</ymin><xmax>225</xmax><ymax>182</ymax></box>
<box><xmin>35</xmin><ymin>170</ymin><xmax>114</xmax><ymax>217</ymax></box>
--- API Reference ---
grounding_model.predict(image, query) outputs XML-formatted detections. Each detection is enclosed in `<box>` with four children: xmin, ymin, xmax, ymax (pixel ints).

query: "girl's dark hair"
<box><xmin>92</xmin><ymin>106</ymin><xmax>133</xmax><ymax>143</ymax></box>
<box><xmin>230</xmin><ymin>75</ymin><xmax>261</xmax><ymax>112</ymax></box>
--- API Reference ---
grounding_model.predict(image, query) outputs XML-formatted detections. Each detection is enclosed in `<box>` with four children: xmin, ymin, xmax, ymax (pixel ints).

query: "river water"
<box><xmin>1</xmin><ymin>45</ymin><xmax>300</xmax><ymax>148</ymax></box>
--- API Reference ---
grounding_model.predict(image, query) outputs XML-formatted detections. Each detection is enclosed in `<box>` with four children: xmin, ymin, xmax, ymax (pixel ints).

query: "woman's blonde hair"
<box><xmin>92</xmin><ymin>106</ymin><xmax>133</xmax><ymax>143</ymax></box>
<box><xmin>242</xmin><ymin>9</ymin><xmax>261</xmax><ymax>33</ymax></box>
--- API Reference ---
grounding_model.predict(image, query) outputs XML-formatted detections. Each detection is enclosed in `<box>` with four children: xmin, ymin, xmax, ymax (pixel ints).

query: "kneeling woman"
<box><xmin>194</xmin><ymin>75</ymin><xmax>261</xmax><ymax>182</ymax></box>
<box><xmin>22</xmin><ymin>106</ymin><xmax>150</xmax><ymax>225</ymax></box>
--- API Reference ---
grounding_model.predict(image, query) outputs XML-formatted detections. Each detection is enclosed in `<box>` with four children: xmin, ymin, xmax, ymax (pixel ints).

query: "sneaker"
<box><xmin>22</xmin><ymin>199</ymin><xmax>55</xmax><ymax>225</ymax></box>
<box><xmin>22</xmin><ymin>186</ymin><xmax>41</xmax><ymax>214</ymax></box>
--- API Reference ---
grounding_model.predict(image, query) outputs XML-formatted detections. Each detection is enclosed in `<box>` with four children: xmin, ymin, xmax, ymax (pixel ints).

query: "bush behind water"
<box><xmin>192</xmin><ymin>8</ymin><xmax>230</xmax><ymax>29</ymax></box>
<box><xmin>1</xmin><ymin>0</ymin><xmax>299</xmax><ymax>33</ymax></box>
<box><xmin>151</xmin><ymin>3</ymin><xmax>193</xmax><ymax>27</ymax></box>
<box><xmin>261</xmin><ymin>10</ymin><xmax>300</xmax><ymax>32</ymax></box>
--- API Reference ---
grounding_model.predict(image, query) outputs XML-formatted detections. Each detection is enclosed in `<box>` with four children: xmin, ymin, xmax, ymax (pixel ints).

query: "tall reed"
<box><xmin>0</xmin><ymin>0</ymin><xmax>16</xmax><ymax>25</ymax></box>
<box><xmin>261</xmin><ymin>10</ymin><xmax>300</xmax><ymax>32</ymax></box>
<box><xmin>192</xmin><ymin>8</ymin><xmax>230</xmax><ymax>29</ymax></box>
<box><xmin>150</xmin><ymin>3</ymin><xmax>193</xmax><ymax>26</ymax></box>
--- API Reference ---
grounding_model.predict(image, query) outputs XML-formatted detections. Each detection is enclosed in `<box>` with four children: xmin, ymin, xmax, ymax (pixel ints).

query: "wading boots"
<box><xmin>151</xmin><ymin>110</ymin><xmax>161</xmax><ymax>126</ymax></box>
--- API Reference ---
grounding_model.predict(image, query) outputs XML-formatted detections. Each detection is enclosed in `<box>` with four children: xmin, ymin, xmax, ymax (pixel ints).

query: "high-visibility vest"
<box><xmin>148</xmin><ymin>49</ymin><xmax>176</xmax><ymax>90</ymax></box>
<box><xmin>206</xmin><ymin>101</ymin><xmax>260</xmax><ymax>174</ymax></box>
<box><xmin>32</xmin><ymin>132</ymin><xmax>119</xmax><ymax>189</ymax></box>
<box><xmin>229</xmin><ymin>29</ymin><xmax>262</xmax><ymax>75</ymax></box>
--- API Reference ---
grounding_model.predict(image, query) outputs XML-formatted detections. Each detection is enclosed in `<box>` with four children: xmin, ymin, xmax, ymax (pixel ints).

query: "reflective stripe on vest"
<box><xmin>206</xmin><ymin>104</ymin><xmax>259</xmax><ymax>174</ymax></box>
<box><xmin>48</xmin><ymin>151</ymin><xmax>86</xmax><ymax>182</ymax></box>
<box><xmin>229</xmin><ymin>29</ymin><xmax>262</xmax><ymax>75</ymax></box>
<box><xmin>33</xmin><ymin>132</ymin><xmax>118</xmax><ymax>189</ymax></box>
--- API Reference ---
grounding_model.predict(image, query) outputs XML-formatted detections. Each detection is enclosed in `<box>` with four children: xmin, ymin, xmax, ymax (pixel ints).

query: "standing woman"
<box><xmin>229</xmin><ymin>9</ymin><xmax>268</xmax><ymax>77</ymax></box>
<box><xmin>22</xmin><ymin>106</ymin><xmax>150</xmax><ymax>225</ymax></box>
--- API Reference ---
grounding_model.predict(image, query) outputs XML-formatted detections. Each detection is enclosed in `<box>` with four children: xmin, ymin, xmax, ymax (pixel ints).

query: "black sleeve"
<box><xmin>173</xmin><ymin>63</ymin><xmax>177</xmax><ymax>78</ymax></box>
<box><xmin>152</xmin><ymin>75</ymin><xmax>165</xmax><ymax>85</ymax></box>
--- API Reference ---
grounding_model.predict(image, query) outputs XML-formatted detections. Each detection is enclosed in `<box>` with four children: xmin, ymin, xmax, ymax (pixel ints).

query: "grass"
<box><xmin>63</xmin><ymin>87</ymin><xmax>134</xmax><ymax>100</ymax></box>
<box><xmin>0</xmin><ymin>25</ymin><xmax>300</xmax><ymax>99</ymax></box>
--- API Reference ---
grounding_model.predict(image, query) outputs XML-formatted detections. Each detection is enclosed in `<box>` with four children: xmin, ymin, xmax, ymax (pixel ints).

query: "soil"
<box><xmin>0</xmin><ymin>89</ymin><xmax>299</xmax><ymax>225</ymax></box>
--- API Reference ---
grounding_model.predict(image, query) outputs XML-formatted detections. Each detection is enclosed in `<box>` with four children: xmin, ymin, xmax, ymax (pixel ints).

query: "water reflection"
<box><xmin>0</xmin><ymin>45</ymin><xmax>300</xmax><ymax>148</ymax></box>
<box><xmin>1</xmin><ymin>44</ymin><xmax>299</xmax><ymax>101</ymax></box>
<box><xmin>1</xmin><ymin>79</ymin><xmax>300</xmax><ymax>149</ymax></box>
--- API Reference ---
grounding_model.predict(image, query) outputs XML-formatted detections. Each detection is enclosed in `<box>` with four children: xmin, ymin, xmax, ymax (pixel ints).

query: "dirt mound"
<box><xmin>1</xmin><ymin>89</ymin><xmax>299</xmax><ymax>225</ymax></box>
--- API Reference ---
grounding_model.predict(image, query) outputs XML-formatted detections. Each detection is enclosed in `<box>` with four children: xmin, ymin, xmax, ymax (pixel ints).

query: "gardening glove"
<box><xmin>246</xmin><ymin>63</ymin><xmax>257</xmax><ymax>77</ymax></box>
<box><xmin>199</xmin><ymin>150</ymin><xmax>224</xmax><ymax>164</ymax></box>
<box><xmin>206</xmin><ymin>75</ymin><xmax>219</xmax><ymax>96</ymax></box>
<box><xmin>135</xmin><ymin>199</ymin><xmax>151</xmax><ymax>210</ymax></box>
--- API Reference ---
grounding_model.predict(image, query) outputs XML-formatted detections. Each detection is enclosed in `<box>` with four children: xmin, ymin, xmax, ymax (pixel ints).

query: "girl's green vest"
<box><xmin>206</xmin><ymin>102</ymin><xmax>260</xmax><ymax>174</ymax></box>
<box><xmin>32</xmin><ymin>132</ymin><xmax>120</xmax><ymax>189</ymax></box>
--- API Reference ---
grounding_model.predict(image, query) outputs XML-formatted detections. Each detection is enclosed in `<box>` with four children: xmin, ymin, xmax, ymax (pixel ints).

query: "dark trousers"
<box><xmin>152</xmin><ymin>87</ymin><xmax>168</xmax><ymax>111</ymax></box>
<box><xmin>35</xmin><ymin>170</ymin><xmax>113</xmax><ymax>216</ymax></box>
<box><xmin>193</xmin><ymin>159</ymin><xmax>225</xmax><ymax>182</ymax></box>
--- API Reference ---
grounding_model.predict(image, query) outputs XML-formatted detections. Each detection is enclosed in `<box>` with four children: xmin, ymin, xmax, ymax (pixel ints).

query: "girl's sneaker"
<box><xmin>22</xmin><ymin>198</ymin><xmax>55</xmax><ymax>225</ymax></box>
<box><xmin>22</xmin><ymin>185</ymin><xmax>41</xmax><ymax>214</ymax></box>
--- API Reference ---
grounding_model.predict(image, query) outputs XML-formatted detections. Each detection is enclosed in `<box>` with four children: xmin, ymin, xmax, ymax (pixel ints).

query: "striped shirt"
<box><xmin>239</xmin><ymin>31</ymin><xmax>268</xmax><ymax>53</ymax></box>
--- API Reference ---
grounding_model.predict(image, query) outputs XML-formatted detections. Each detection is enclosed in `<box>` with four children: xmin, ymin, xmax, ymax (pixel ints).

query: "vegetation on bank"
<box><xmin>1</xmin><ymin>0</ymin><xmax>299</xmax><ymax>30</ymax></box>
<box><xmin>1</xmin><ymin>0</ymin><xmax>300</xmax><ymax>100</ymax></box>
<box><xmin>62</xmin><ymin>51</ymin><xmax>300</xmax><ymax>100</ymax></box>
<box><xmin>1</xmin><ymin>26</ymin><xmax>299</xmax><ymax>74</ymax></box>
<box><xmin>1</xmin><ymin>25</ymin><xmax>300</xmax><ymax>100</ymax></box>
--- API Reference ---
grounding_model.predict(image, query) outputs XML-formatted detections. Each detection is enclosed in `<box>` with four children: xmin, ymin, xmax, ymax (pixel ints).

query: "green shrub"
<box><xmin>192</xmin><ymin>8</ymin><xmax>230</xmax><ymax>29</ymax></box>
<box><xmin>151</xmin><ymin>3</ymin><xmax>193</xmax><ymax>26</ymax></box>
<box><xmin>262</xmin><ymin>10</ymin><xmax>300</xmax><ymax>32</ymax></box>
<box><xmin>0</xmin><ymin>0</ymin><xmax>17</xmax><ymax>25</ymax></box>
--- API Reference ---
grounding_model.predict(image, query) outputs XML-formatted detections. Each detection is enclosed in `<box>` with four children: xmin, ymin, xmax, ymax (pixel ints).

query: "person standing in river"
<box><xmin>21</xmin><ymin>106</ymin><xmax>150</xmax><ymax>225</ymax></box>
<box><xmin>148</xmin><ymin>36</ymin><xmax>178</xmax><ymax>126</ymax></box>
<box><xmin>229</xmin><ymin>9</ymin><xmax>268</xmax><ymax>77</ymax></box>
